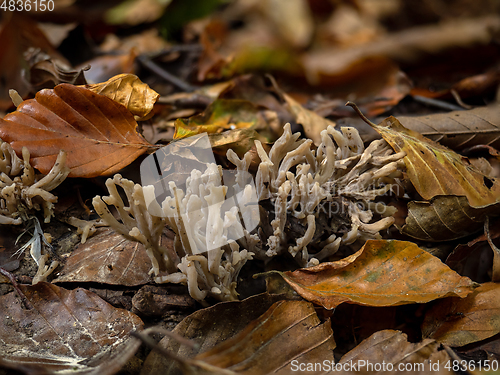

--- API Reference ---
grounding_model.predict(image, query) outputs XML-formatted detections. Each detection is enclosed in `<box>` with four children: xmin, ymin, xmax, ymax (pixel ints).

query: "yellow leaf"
<box><xmin>83</xmin><ymin>74</ymin><xmax>159</xmax><ymax>120</ymax></box>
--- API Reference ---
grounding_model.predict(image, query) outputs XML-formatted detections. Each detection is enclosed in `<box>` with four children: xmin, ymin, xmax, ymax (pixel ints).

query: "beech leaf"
<box><xmin>339</xmin><ymin>330</ymin><xmax>451</xmax><ymax>375</ymax></box>
<box><xmin>277</xmin><ymin>240</ymin><xmax>476</xmax><ymax>310</ymax></box>
<box><xmin>422</xmin><ymin>282</ymin><xmax>500</xmax><ymax>347</ymax></box>
<box><xmin>402</xmin><ymin>196</ymin><xmax>500</xmax><ymax>241</ymax></box>
<box><xmin>83</xmin><ymin>73</ymin><xmax>160</xmax><ymax>120</ymax></box>
<box><xmin>368</xmin><ymin>112</ymin><xmax>500</xmax><ymax>208</ymax></box>
<box><xmin>0</xmin><ymin>282</ymin><xmax>143</xmax><ymax>375</ymax></box>
<box><xmin>0</xmin><ymin>83</ymin><xmax>152</xmax><ymax>178</ymax></box>
<box><xmin>195</xmin><ymin>301</ymin><xmax>335</xmax><ymax>374</ymax></box>
<box><xmin>397</xmin><ymin>104</ymin><xmax>500</xmax><ymax>151</ymax></box>
<box><xmin>53</xmin><ymin>228</ymin><xmax>154</xmax><ymax>286</ymax></box>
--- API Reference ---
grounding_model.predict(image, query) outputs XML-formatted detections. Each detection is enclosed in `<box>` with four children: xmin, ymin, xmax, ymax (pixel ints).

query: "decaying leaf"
<box><xmin>83</xmin><ymin>73</ymin><xmax>160</xmax><ymax>120</ymax></box>
<box><xmin>339</xmin><ymin>330</ymin><xmax>452</xmax><ymax>375</ymax></box>
<box><xmin>276</xmin><ymin>240</ymin><xmax>475</xmax><ymax>310</ymax></box>
<box><xmin>0</xmin><ymin>83</ymin><xmax>152</xmax><ymax>178</ymax></box>
<box><xmin>402</xmin><ymin>196</ymin><xmax>500</xmax><ymax>241</ymax></box>
<box><xmin>397</xmin><ymin>104</ymin><xmax>500</xmax><ymax>151</ymax></box>
<box><xmin>194</xmin><ymin>300</ymin><xmax>334</xmax><ymax>374</ymax></box>
<box><xmin>173</xmin><ymin>99</ymin><xmax>275</xmax><ymax>140</ymax></box>
<box><xmin>141</xmin><ymin>293</ymin><xmax>286</xmax><ymax>375</ymax></box>
<box><xmin>0</xmin><ymin>282</ymin><xmax>143</xmax><ymax>375</ymax></box>
<box><xmin>53</xmin><ymin>228</ymin><xmax>154</xmax><ymax>286</ymax></box>
<box><xmin>422</xmin><ymin>282</ymin><xmax>500</xmax><ymax>347</ymax></box>
<box><xmin>368</xmin><ymin>112</ymin><xmax>500</xmax><ymax>208</ymax></box>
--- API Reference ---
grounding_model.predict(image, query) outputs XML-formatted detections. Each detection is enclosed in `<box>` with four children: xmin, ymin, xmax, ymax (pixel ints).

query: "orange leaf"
<box><xmin>278</xmin><ymin>240</ymin><xmax>476</xmax><ymax>309</ymax></box>
<box><xmin>0</xmin><ymin>83</ymin><xmax>152</xmax><ymax>178</ymax></box>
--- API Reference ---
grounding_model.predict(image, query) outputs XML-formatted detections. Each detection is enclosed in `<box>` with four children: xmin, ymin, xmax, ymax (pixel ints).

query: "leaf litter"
<box><xmin>1</xmin><ymin>2</ymin><xmax>500</xmax><ymax>374</ymax></box>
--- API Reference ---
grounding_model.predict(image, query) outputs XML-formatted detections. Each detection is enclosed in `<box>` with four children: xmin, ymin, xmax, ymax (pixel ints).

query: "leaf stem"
<box><xmin>345</xmin><ymin>101</ymin><xmax>378</xmax><ymax>127</ymax></box>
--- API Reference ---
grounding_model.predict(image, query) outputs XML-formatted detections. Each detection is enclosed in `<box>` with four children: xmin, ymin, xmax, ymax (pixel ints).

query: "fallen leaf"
<box><xmin>0</xmin><ymin>282</ymin><xmax>143</xmax><ymax>375</ymax></box>
<box><xmin>303</xmin><ymin>16</ymin><xmax>500</xmax><ymax>85</ymax></box>
<box><xmin>173</xmin><ymin>99</ymin><xmax>274</xmax><ymax>140</ymax></box>
<box><xmin>141</xmin><ymin>293</ymin><xmax>285</xmax><ymax>374</ymax></box>
<box><xmin>0</xmin><ymin>13</ymin><xmax>69</xmax><ymax>110</ymax></box>
<box><xmin>339</xmin><ymin>330</ymin><xmax>452</xmax><ymax>374</ymax></box>
<box><xmin>0</xmin><ymin>83</ymin><xmax>152</xmax><ymax>178</ymax></box>
<box><xmin>402</xmin><ymin>196</ymin><xmax>499</xmax><ymax>241</ymax></box>
<box><xmin>209</xmin><ymin>128</ymin><xmax>271</xmax><ymax>160</ymax></box>
<box><xmin>277</xmin><ymin>240</ymin><xmax>475</xmax><ymax>310</ymax></box>
<box><xmin>195</xmin><ymin>300</ymin><xmax>335</xmax><ymax>374</ymax></box>
<box><xmin>83</xmin><ymin>73</ymin><xmax>160</xmax><ymax>120</ymax></box>
<box><xmin>283</xmin><ymin>93</ymin><xmax>336</xmax><ymax>146</ymax></box>
<box><xmin>29</xmin><ymin>57</ymin><xmax>88</xmax><ymax>92</ymax></box>
<box><xmin>422</xmin><ymin>282</ymin><xmax>500</xmax><ymax>347</ymax></box>
<box><xmin>397</xmin><ymin>104</ymin><xmax>500</xmax><ymax>151</ymax></box>
<box><xmin>369</xmin><ymin>113</ymin><xmax>500</xmax><ymax>208</ymax></box>
<box><xmin>53</xmin><ymin>228</ymin><xmax>154</xmax><ymax>286</ymax></box>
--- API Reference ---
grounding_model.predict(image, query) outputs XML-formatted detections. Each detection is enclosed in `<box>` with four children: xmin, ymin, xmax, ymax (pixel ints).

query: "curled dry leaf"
<box><xmin>370</xmin><ymin>113</ymin><xmax>500</xmax><ymax>208</ymax></box>
<box><xmin>339</xmin><ymin>330</ymin><xmax>452</xmax><ymax>375</ymax></box>
<box><xmin>422</xmin><ymin>282</ymin><xmax>500</xmax><ymax>347</ymax></box>
<box><xmin>83</xmin><ymin>73</ymin><xmax>160</xmax><ymax>120</ymax></box>
<box><xmin>277</xmin><ymin>240</ymin><xmax>475</xmax><ymax>310</ymax></box>
<box><xmin>0</xmin><ymin>282</ymin><xmax>143</xmax><ymax>375</ymax></box>
<box><xmin>0</xmin><ymin>83</ymin><xmax>152</xmax><ymax>178</ymax></box>
<box><xmin>402</xmin><ymin>196</ymin><xmax>499</xmax><ymax>241</ymax></box>
<box><xmin>53</xmin><ymin>228</ymin><xmax>154</xmax><ymax>286</ymax></box>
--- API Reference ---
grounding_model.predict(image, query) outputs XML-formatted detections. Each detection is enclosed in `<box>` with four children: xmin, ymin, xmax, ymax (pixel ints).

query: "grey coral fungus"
<box><xmin>230</xmin><ymin>123</ymin><xmax>406</xmax><ymax>266</ymax></box>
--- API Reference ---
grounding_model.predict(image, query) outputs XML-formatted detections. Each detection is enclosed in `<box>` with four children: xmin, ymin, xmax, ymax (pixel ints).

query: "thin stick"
<box><xmin>137</xmin><ymin>55</ymin><xmax>198</xmax><ymax>93</ymax></box>
<box><xmin>0</xmin><ymin>267</ymin><xmax>33</xmax><ymax>309</ymax></box>
<box><xmin>345</xmin><ymin>101</ymin><xmax>378</xmax><ymax>127</ymax></box>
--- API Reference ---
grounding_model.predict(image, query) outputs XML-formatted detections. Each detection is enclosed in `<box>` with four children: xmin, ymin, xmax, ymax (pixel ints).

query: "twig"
<box><xmin>0</xmin><ymin>267</ymin><xmax>33</xmax><ymax>309</ymax></box>
<box><xmin>412</xmin><ymin>95</ymin><xmax>465</xmax><ymax>112</ymax></box>
<box><xmin>137</xmin><ymin>55</ymin><xmax>198</xmax><ymax>93</ymax></box>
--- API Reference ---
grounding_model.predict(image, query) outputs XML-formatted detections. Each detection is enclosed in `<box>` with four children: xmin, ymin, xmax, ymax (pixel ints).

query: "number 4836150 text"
<box><xmin>1</xmin><ymin>0</ymin><xmax>54</xmax><ymax>11</ymax></box>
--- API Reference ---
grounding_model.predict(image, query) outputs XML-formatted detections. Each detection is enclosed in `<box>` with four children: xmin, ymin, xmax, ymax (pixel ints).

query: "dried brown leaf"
<box><xmin>195</xmin><ymin>300</ymin><xmax>335</xmax><ymax>374</ymax></box>
<box><xmin>422</xmin><ymin>282</ymin><xmax>500</xmax><ymax>347</ymax></box>
<box><xmin>277</xmin><ymin>240</ymin><xmax>475</xmax><ymax>310</ymax></box>
<box><xmin>339</xmin><ymin>330</ymin><xmax>452</xmax><ymax>374</ymax></box>
<box><xmin>397</xmin><ymin>104</ymin><xmax>500</xmax><ymax>151</ymax></box>
<box><xmin>0</xmin><ymin>282</ymin><xmax>143</xmax><ymax>375</ymax></box>
<box><xmin>53</xmin><ymin>228</ymin><xmax>154</xmax><ymax>286</ymax></box>
<box><xmin>402</xmin><ymin>196</ymin><xmax>500</xmax><ymax>241</ymax></box>
<box><xmin>141</xmin><ymin>293</ymin><xmax>286</xmax><ymax>375</ymax></box>
<box><xmin>0</xmin><ymin>83</ymin><xmax>152</xmax><ymax>178</ymax></box>
<box><xmin>83</xmin><ymin>73</ymin><xmax>159</xmax><ymax>120</ymax></box>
